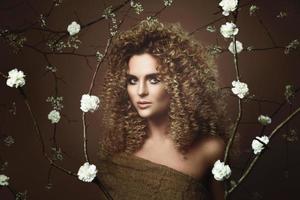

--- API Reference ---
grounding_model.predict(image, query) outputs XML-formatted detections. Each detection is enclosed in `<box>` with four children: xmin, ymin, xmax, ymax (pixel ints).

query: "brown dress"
<box><xmin>97</xmin><ymin>152</ymin><xmax>211</xmax><ymax>200</ymax></box>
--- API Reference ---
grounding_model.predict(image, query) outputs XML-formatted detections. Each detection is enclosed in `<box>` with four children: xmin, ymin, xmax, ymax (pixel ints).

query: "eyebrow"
<box><xmin>126</xmin><ymin>73</ymin><xmax>159</xmax><ymax>79</ymax></box>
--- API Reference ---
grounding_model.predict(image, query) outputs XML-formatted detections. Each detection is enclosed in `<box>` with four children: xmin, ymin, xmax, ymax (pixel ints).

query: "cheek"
<box><xmin>127</xmin><ymin>87</ymin><xmax>135</xmax><ymax>100</ymax></box>
<box><xmin>156</xmin><ymin>88</ymin><xmax>170</xmax><ymax>104</ymax></box>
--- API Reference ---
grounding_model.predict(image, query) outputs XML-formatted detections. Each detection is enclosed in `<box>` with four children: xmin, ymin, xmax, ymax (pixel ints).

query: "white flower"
<box><xmin>48</xmin><ymin>110</ymin><xmax>61</xmax><ymax>123</ymax></box>
<box><xmin>220</xmin><ymin>22</ymin><xmax>239</xmax><ymax>38</ymax></box>
<box><xmin>130</xmin><ymin>1</ymin><xmax>143</xmax><ymax>15</ymax></box>
<box><xmin>228</xmin><ymin>40</ymin><xmax>243</xmax><ymax>54</ymax></box>
<box><xmin>80</xmin><ymin>94</ymin><xmax>100</xmax><ymax>113</ymax></box>
<box><xmin>249</xmin><ymin>5</ymin><xmax>259</xmax><ymax>16</ymax></box>
<box><xmin>251</xmin><ymin>135</ymin><xmax>269</xmax><ymax>154</ymax></box>
<box><xmin>258</xmin><ymin>115</ymin><xmax>272</xmax><ymax>126</ymax></box>
<box><xmin>77</xmin><ymin>162</ymin><xmax>98</xmax><ymax>182</ymax></box>
<box><xmin>164</xmin><ymin>0</ymin><xmax>173</xmax><ymax>7</ymax></box>
<box><xmin>231</xmin><ymin>80</ymin><xmax>249</xmax><ymax>99</ymax></box>
<box><xmin>6</xmin><ymin>68</ymin><xmax>26</xmax><ymax>88</ymax></box>
<box><xmin>212</xmin><ymin>160</ymin><xmax>231</xmax><ymax>181</ymax></box>
<box><xmin>219</xmin><ymin>0</ymin><xmax>238</xmax><ymax>16</ymax></box>
<box><xmin>206</xmin><ymin>25</ymin><xmax>216</xmax><ymax>33</ymax></box>
<box><xmin>67</xmin><ymin>21</ymin><xmax>80</xmax><ymax>36</ymax></box>
<box><xmin>0</xmin><ymin>174</ymin><xmax>9</xmax><ymax>186</ymax></box>
<box><xmin>3</xmin><ymin>135</ymin><xmax>15</xmax><ymax>147</ymax></box>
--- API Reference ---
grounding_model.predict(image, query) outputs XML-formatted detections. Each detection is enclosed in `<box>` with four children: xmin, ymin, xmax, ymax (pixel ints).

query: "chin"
<box><xmin>137</xmin><ymin>111</ymin><xmax>153</xmax><ymax>118</ymax></box>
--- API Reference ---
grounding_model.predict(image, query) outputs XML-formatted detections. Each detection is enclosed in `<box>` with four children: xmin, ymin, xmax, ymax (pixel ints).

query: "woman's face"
<box><xmin>127</xmin><ymin>53</ymin><xmax>170</xmax><ymax>120</ymax></box>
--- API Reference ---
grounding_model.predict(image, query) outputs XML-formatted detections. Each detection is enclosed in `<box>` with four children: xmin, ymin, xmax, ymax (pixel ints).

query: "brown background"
<box><xmin>0</xmin><ymin>0</ymin><xmax>300</xmax><ymax>199</ymax></box>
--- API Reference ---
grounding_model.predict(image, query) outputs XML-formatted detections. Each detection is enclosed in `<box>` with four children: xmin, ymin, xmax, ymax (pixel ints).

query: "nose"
<box><xmin>137</xmin><ymin>81</ymin><xmax>148</xmax><ymax>96</ymax></box>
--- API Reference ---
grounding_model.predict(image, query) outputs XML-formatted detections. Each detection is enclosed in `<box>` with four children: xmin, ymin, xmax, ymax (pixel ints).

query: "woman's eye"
<box><xmin>127</xmin><ymin>78</ymin><xmax>137</xmax><ymax>85</ymax></box>
<box><xmin>127</xmin><ymin>77</ymin><xmax>160</xmax><ymax>85</ymax></box>
<box><xmin>149</xmin><ymin>78</ymin><xmax>160</xmax><ymax>84</ymax></box>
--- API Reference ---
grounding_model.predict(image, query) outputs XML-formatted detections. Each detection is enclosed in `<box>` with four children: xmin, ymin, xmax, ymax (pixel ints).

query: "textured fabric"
<box><xmin>97</xmin><ymin>152</ymin><xmax>210</xmax><ymax>200</ymax></box>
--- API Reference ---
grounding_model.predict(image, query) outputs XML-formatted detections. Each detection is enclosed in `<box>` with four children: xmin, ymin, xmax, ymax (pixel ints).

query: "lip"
<box><xmin>137</xmin><ymin>102</ymin><xmax>151</xmax><ymax>109</ymax></box>
<box><xmin>137</xmin><ymin>101</ymin><xmax>151</xmax><ymax>104</ymax></box>
<box><xmin>137</xmin><ymin>104</ymin><xmax>151</xmax><ymax>109</ymax></box>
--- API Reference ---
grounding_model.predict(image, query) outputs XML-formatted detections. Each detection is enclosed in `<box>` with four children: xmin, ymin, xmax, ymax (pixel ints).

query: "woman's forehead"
<box><xmin>127</xmin><ymin>53</ymin><xmax>160</xmax><ymax>74</ymax></box>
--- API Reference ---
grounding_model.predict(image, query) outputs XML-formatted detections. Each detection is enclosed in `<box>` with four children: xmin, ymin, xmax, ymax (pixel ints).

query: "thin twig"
<box><xmin>226</xmin><ymin>105</ymin><xmax>300</xmax><ymax>197</ymax></box>
<box><xmin>224</xmin><ymin>11</ymin><xmax>242</xmax><ymax>163</ymax></box>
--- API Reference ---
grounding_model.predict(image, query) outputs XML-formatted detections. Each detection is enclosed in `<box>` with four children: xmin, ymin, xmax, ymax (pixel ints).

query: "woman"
<box><xmin>98</xmin><ymin>19</ymin><xmax>230</xmax><ymax>200</ymax></box>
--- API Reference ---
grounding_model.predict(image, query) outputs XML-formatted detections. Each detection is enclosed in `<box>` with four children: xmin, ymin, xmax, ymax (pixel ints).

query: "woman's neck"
<box><xmin>146</xmin><ymin>115</ymin><xmax>170</xmax><ymax>142</ymax></box>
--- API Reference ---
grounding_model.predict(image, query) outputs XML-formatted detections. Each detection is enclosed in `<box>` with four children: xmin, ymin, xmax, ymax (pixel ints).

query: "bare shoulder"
<box><xmin>195</xmin><ymin>135</ymin><xmax>226</xmax><ymax>200</ymax></box>
<box><xmin>184</xmin><ymin>135</ymin><xmax>226</xmax><ymax>181</ymax></box>
<box><xmin>196</xmin><ymin>135</ymin><xmax>226</xmax><ymax>166</ymax></box>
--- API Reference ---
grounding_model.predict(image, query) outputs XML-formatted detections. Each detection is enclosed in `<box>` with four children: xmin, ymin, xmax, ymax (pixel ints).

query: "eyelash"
<box><xmin>127</xmin><ymin>77</ymin><xmax>160</xmax><ymax>85</ymax></box>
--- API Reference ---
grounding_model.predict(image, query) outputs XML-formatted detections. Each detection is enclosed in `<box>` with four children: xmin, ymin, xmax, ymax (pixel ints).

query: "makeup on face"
<box><xmin>126</xmin><ymin>53</ymin><xmax>170</xmax><ymax>119</ymax></box>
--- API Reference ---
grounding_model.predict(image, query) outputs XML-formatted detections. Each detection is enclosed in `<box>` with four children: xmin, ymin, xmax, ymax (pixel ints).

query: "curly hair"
<box><xmin>99</xmin><ymin>19</ymin><xmax>232</xmax><ymax>158</ymax></box>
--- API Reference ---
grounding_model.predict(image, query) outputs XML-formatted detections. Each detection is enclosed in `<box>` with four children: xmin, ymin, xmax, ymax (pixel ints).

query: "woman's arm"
<box><xmin>204</xmin><ymin>136</ymin><xmax>226</xmax><ymax>200</ymax></box>
<box><xmin>209</xmin><ymin>174</ymin><xmax>225</xmax><ymax>200</ymax></box>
